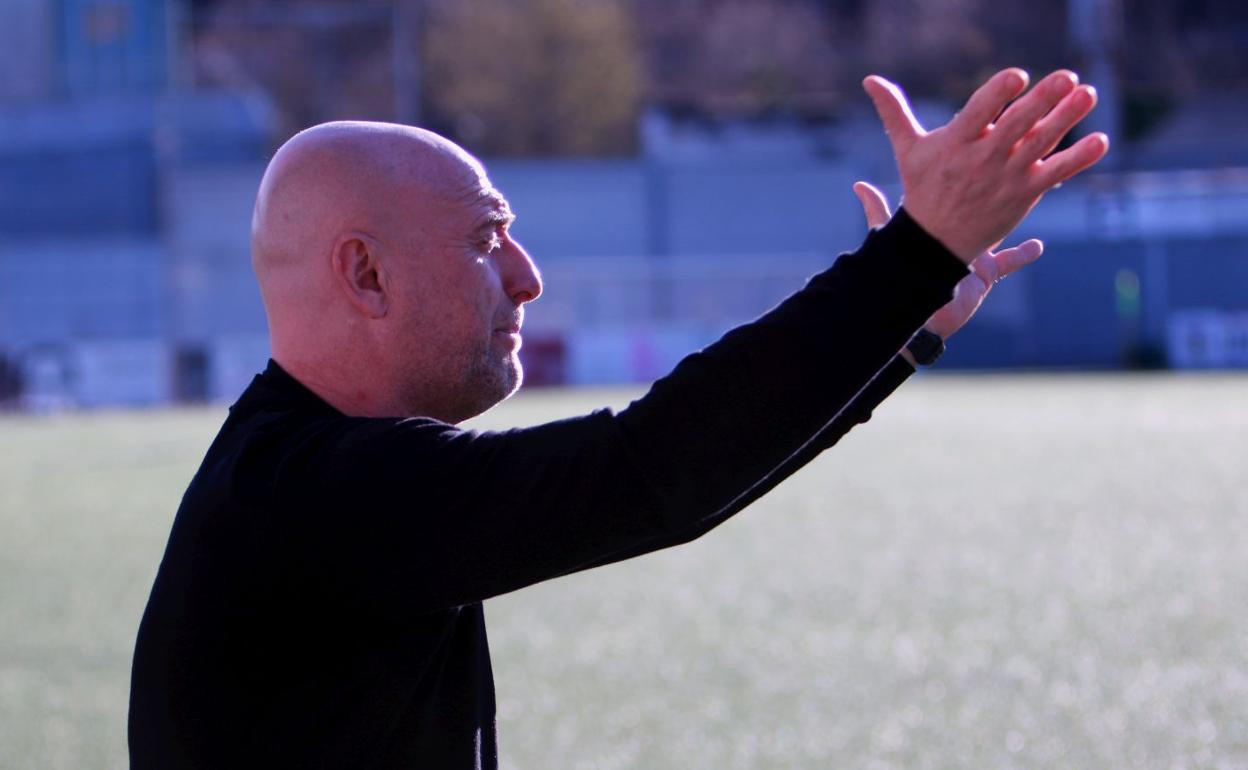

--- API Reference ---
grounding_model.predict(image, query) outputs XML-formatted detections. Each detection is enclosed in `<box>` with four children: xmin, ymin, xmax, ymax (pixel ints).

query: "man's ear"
<box><xmin>331</xmin><ymin>231</ymin><xmax>389</xmax><ymax>319</ymax></box>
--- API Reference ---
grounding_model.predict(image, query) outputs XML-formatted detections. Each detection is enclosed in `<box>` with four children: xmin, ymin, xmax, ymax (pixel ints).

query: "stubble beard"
<box><xmin>476</xmin><ymin>353</ymin><xmax>519</xmax><ymax>396</ymax></box>
<box><xmin>393</xmin><ymin>333</ymin><xmax>521</xmax><ymax>423</ymax></box>
<box><xmin>455</xmin><ymin>343</ymin><xmax>522</xmax><ymax>421</ymax></box>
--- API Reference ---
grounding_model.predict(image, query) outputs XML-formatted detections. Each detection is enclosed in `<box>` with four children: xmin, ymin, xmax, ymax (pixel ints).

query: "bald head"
<box><xmin>252</xmin><ymin>121</ymin><xmax>482</xmax><ymax>278</ymax></box>
<box><xmin>248</xmin><ymin>121</ymin><xmax>542</xmax><ymax>421</ymax></box>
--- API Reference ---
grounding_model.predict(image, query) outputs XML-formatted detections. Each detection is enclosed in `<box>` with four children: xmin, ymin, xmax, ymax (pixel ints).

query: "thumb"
<box><xmin>852</xmin><ymin>181</ymin><xmax>892</xmax><ymax>230</ymax></box>
<box><xmin>863</xmin><ymin>75</ymin><xmax>923</xmax><ymax>157</ymax></box>
<box><xmin>989</xmin><ymin>238</ymin><xmax>1045</xmax><ymax>282</ymax></box>
<box><xmin>1001</xmin><ymin>238</ymin><xmax>1044</xmax><ymax>273</ymax></box>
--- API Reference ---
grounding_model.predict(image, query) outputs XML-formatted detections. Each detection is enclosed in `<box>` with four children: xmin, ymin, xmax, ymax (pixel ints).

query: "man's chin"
<box><xmin>500</xmin><ymin>357</ymin><xmax>523</xmax><ymax>400</ymax></box>
<box><xmin>459</xmin><ymin>357</ymin><xmax>522</xmax><ymax>421</ymax></box>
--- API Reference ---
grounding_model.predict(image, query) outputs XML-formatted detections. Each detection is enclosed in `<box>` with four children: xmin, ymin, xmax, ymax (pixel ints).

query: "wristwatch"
<box><xmin>905</xmin><ymin>328</ymin><xmax>945</xmax><ymax>367</ymax></box>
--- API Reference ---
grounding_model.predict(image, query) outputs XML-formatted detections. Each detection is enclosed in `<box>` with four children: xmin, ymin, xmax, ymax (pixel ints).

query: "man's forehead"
<box><xmin>413</xmin><ymin>142</ymin><xmax>513</xmax><ymax>226</ymax></box>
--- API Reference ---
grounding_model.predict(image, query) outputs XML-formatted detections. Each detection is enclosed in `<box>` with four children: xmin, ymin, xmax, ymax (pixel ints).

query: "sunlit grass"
<box><xmin>2</xmin><ymin>374</ymin><xmax>1246</xmax><ymax>769</ymax></box>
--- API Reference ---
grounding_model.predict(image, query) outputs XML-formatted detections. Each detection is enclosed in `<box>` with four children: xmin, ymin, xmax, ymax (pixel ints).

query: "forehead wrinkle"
<box><xmin>453</xmin><ymin>180</ymin><xmax>505</xmax><ymax>209</ymax></box>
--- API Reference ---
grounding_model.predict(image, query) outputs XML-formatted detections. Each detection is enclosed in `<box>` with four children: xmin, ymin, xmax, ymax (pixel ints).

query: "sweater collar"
<box><xmin>231</xmin><ymin>359</ymin><xmax>343</xmax><ymax>417</ymax></box>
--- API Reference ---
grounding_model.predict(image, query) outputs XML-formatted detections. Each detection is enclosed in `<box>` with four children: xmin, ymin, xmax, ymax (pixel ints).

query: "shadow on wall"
<box><xmin>0</xmin><ymin>354</ymin><xmax>21</xmax><ymax>409</ymax></box>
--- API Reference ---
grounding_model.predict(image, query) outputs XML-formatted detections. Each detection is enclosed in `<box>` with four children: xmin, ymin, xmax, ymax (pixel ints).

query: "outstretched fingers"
<box><xmin>863</xmin><ymin>75</ymin><xmax>925</xmax><ymax>156</ymax></box>
<box><xmin>992</xmin><ymin>71</ymin><xmax>1078</xmax><ymax>149</ymax></box>
<box><xmin>1013</xmin><ymin>85</ymin><xmax>1099</xmax><ymax>168</ymax></box>
<box><xmin>949</xmin><ymin>68</ymin><xmax>1030</xmax><ymax>143</ymax></box>
<box><xmin>853</xmin><ymin>181</ymin><xmax>892</xmax><ymax>229</ymax></box>
<box><xmin>1032</xmin><ymin>132</ymin><xmax>1110</xmax><ymax>191</ymax></box>
<box><xmin>872</xmin><ymin>68</ymin><xmax>1107</xmax><ymax>264</ymax></box>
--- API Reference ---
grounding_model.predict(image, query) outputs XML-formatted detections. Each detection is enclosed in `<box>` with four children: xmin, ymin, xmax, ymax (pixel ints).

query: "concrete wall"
<box><xmin>3</xmin><ymin>155</ymin><xmax>1247</xmax><ymax>407</ymax></box>
<box><xmin>0</xmin><ymin>237</ymin><xmax>167</xmax><ymax>408</ymax></box>
<box><xmin>0</xmin><ymin>0</ymin><xmax>56</xmax><ymax>101</ymax></box>
<box><xmin>165</xmin><ymin>164</ymin><xmax>268</xmax><ymax>341</ymax></box>
<box><xmin>939</xmin><ymin>235</ymin><xmax>1248</xmax><ymax>369</ymax></box>
<box><xmin>0</xmin><ymin>238</ymin><xmax>164</xmax><ymax>347</ymax></box>
<box><xmin>490</xmin><ymin>159</ymin><xmax>863</xmax><ymax>261</ymax></box>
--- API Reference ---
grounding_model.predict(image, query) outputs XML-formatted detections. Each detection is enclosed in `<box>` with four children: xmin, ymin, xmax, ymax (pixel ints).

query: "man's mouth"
<box><xmin>493</xmin><ymin>317</ymin><xmax>523</xmax><ymax>351</ymax></box>
<box><xmin>495</xmin><ymin>311</ymin><xmax>523</xmax><ymax>335</ymax></box>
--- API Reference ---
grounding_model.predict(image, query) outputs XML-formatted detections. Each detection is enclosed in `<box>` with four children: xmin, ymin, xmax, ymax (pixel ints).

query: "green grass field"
<box><xmin>2</xmin><ymin>374</ymin><xmax>1246</xmax><ymax>769</ymax></box>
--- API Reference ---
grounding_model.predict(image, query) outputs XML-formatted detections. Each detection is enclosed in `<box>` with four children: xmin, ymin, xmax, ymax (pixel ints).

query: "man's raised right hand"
<box><xmin>864</xmin><ymin>68</ymin><xmax>1109</xmax><ymax>264</ymax></box>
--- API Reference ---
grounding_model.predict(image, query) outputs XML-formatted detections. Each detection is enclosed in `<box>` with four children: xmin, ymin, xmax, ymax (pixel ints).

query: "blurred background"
<box><xmin>0</xmin><ymin>0</ymin><xmax>1245</xmax><ymax>410</ymax></box>
<box><xmin>2</xmin><ymin>4</ymin><xmax>1247</xmax><ymax>769</ymax></box>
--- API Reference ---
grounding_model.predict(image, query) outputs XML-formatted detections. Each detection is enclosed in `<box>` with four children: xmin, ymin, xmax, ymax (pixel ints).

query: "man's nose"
<box><xmin>501</xmin><ymin>237</ymin><xmax>543</xmax><ymax>304</ymax></box>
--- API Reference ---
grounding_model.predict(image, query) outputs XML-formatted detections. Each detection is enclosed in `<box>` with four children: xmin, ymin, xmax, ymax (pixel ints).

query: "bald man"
<box><xmin>129</xmin><ymin>69</ymin><xmax>1106</xmax><ymax>768</ymax></box>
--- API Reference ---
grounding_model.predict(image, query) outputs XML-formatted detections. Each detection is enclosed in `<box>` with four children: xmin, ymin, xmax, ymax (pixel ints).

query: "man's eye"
<box><xmin>481</xmin><ymin>231</ymin><xmax>502</xmax><ymax>252</ymax></box>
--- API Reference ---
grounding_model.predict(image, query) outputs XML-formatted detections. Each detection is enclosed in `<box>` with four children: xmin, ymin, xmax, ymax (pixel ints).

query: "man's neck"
<box><xmin>273</xmin><ymin>354</ymin><xmax>401</xmax><ymax>419</ymax></box>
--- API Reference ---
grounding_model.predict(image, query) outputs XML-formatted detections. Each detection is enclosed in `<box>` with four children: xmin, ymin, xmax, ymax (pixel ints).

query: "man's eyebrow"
<box><xmin>474</xmin><ymin>207</ymin><xmax>516</xmax><ymax>231</ymax></box>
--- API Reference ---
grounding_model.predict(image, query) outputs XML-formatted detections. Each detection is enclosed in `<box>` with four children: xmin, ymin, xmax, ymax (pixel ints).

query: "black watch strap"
<box><xmin>906</xmin><ymin>328</ymin><xmax>946</xmax><ymax>366</ymax></box>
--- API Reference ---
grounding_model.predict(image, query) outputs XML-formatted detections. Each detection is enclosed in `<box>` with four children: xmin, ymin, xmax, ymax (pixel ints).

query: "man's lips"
<box><xmin>493</xmin><ymin>324</ymin><xmax>522</xmax><ymax>350</ymax></box>
<box><xmin>493</xmin><ymin>320</ymin><xmax>522</xmax><ymax>351</ymax></box>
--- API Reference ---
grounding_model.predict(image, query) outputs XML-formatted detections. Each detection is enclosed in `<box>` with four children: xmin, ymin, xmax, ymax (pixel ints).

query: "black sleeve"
<box><xmin>283</xmin><ymin>210</ymin><xmax>965</xmax><ymax>617</ymax></box>
<box><xmin>563</xmin><ymin>355</ymin><xmax>916</xmax><ymax>573</ymax></box>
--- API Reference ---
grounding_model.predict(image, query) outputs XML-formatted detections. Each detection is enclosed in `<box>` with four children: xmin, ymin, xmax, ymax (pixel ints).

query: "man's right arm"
<box><xmin>283</xmin><ymin>67</ymin><xmax>1109</xmax><ymax>618</ymax></box>
<box><xmin>283</xmin><ymin>209</ymin><xmax>965</xmax><ymax>618</ymax></box>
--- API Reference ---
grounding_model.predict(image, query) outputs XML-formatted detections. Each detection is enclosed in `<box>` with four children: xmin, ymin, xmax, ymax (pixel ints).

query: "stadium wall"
<box><xmin>1</xmin><ymin>161</ymin><xmax>1246</xmax><ymax>408</ymax></box>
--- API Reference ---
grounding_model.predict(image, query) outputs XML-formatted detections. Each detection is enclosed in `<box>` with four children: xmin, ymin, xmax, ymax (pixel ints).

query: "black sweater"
<box><xmin>128</xmin><ymin>209</ymin><xmax>966</xmax><ymax>769</ymax></box>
